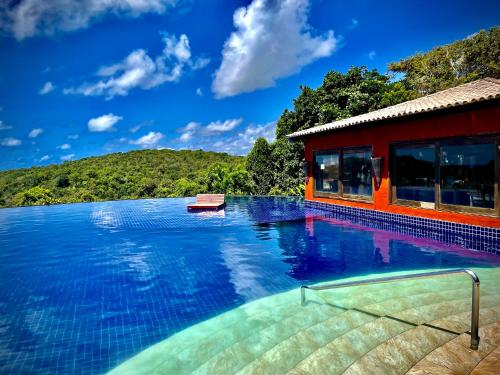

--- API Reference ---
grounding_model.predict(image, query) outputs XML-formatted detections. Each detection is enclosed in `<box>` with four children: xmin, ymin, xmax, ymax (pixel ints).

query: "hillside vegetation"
<box><xmin>0</xmin><ymin>149</ymin><xmax>251</xmax><ymax>207</ymax></box>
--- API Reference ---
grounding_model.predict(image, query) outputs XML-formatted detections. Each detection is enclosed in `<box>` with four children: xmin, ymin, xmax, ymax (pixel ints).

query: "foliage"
<box><xmin>247</xmin><ymin>27</ymin><xmax>499</xmax><ymax>196</ymax></box>
<box><xmin>171</xmin><ymin>178</ymin><xmax>203</xmax><ymax>197</ymax></box>
<box><xmin>248</xmin><ymin>66</ymin><xmax>395</xmax><ymax>195</ymax></box>
<box><xmin>246</xmin><ymin>138</ymin><xmax>273</xmax><ymax>195</ymax></box>
<box><xmin>389</xmin><ymin>26</ymin><xmax>500</xmax><ymax>94</ymax></box>
<box><xmin>379</xmin><ymin>81</ymin><xmax>419</xmax><ymax>108</ymax></box>
<box><xmin>0</xmin><ymin>149</ymin><xmax>246</xmax><ymax>208</ymax></box>
<box><xmin>206</xmin><ymin>163</ymin><xmax>255</xmax><ymax>195</ymax></box>
<box><xmin>270</xmin><ymin>138</ymin><xmax>304</xmax><ymax>195</ymax></box>
<box><xmin>12</xmin><ymin>187</ymin><xmax>55</xmax><ymax>207</ymax></box>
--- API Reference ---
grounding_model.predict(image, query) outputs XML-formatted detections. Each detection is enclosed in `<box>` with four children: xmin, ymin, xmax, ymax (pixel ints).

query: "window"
<box><xmin>391</xmin><ymin>136</ymin><xmax>498</xmax><ymax>215</ymax></box>
<box><xmin>314</xmin><ymin>151</ymin><xmax>339</xmax><ymax>193</ymax></box>
<box><xmin>313</xmin><ymin>147</ymin><xmax>373</xmax><ymax>200</ymax></box>
<box><xmin>393</xmin><ymin>144</ymin><xmax>435</xmax><ymax>203</ymax></box>
<box><xmin>440</xmin><ymin>142</ymin><xmax>495</xmax><ymax>209</ymax></box>
<box><xmin>342</xmin><ymin>148</ymin><xmax>372</xmax><ymax>197</ymax></box>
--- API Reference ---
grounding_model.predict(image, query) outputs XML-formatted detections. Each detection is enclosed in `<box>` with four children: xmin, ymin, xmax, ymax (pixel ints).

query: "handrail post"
<box><xmin>301</xmin><ymin>286</ymin><xmax>306</xmax><ymax>306</ymax></box>
<box><xmin>466</xmin><ymin>270</ymin><xmax>480</xmax><ymax>350</ymax></box>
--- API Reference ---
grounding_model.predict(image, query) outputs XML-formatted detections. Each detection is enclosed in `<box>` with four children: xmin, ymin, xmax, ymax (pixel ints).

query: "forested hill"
<box><xmin>0</xmin><ymin>149</ymin><xmax>251</xmax><ymax>208</ymax></box>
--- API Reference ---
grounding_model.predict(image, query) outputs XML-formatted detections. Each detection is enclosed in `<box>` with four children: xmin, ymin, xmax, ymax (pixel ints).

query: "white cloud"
<box><xmin>57</xmin><ymin>143</ymin><xmax>71</xmax><ymax>150</ymax></box>
<box><xmin>179</xmin><ymin>132</ymin><xmax>192</xmax><ymax>142</ymax></box>
<box><xmin>28</xmin><ymin>128</ymin><xmax>44</xmax><ymax>138</ymax></box>
<box><xmin>368</xmin><ymin>50</ymin><xmax>376</xmax><ymax>60</ymax></box>
<box><xmin>88</xmin><ymin>113</ymin><xmax>122</xmax><ymax>132</ymax></box>
<box><xmin>177</xmin><ymin>118</ymin><xmax>242</xmax><ymax>142</ymax></box>
<box><xmin>130</xmin><ymin>131</ymin><xmax>165</xmax><ymax>147</ymax></box>
<box><xmin>129</xmin><ymin>120</ymin><xmax>153</xmax><ymax>134</ymax></box>
<box><xmin>130</xmin><ymin>125</ymin><xmax>141</xmax><ymax>133</ymax></box>
<box><xmin>1</xmin><ymin>0</ymin><xmax>178</xmax><ymax>40</ymax></box>
<box><xmin>0</xmin><ymin>120</ymin><xmax>12</xmax><ymax>130</ymax></box>
<box><xmin>174</xmin><ymin>118</ymin><xmax>275</xmax><ymax>155</ymax></box>
<box><xmin>211</xmin><ymin>122</ymin><xmax>276</xmax><ymax>155</ymax></box>
<box><xmin>205</xmin><ymin>118</ymin><xmax>242</xmax><ymax>133</ymax></box>
<box><xmin>61</xmin><ymin>153</ymin><xmax>75</xmax><ymax>161</ymax></box>
<box><xmin>178</xmin><ymin>121</ymin><xmax>199</xmax><ymax>133</ymax></box>
<box><xmin>64</xmin><ymin>33</ymin><xmax>209</xmax><ymax>99</ymax></box>
<box><xmin>39</xmin><ymin>81</ymin><xmax>54</xmax><ymax>95</ymax></box>
<box><xmin>349</xmin><ymin>18</ymin><xmax>359</xmax><ymax>30</ymax></box>
<box><xmin>1</xmin><ymin>137</ymin><xmax>22</xmax><ymax>146</ymax></box>
<box><xmin>192</xmin><ymin>57</ymin><xmax>210</xmax><ymax>70</ymax></box>
<box><xmin>178</xmin><ymin>121</ymin><xmax>199</xmax><ymax>142</ymax></box>
<box><xmin>40</xmin><ymin>155</ymin><xmax>50</xmax><ymax>161</ymax></box>
<box><xmin>196</xmin><ymin>87</ymin><xmax>203</xmax><ymax>96</ymax></box>
<box><xmin>67</xmin><ymin>134</ymin><xmax>79</xmax><ymax>140</ymax></box>
<box><xmin>212</xmin><ymin>0</ymin><xmax>337</xmax><ymax>98</ymax></box>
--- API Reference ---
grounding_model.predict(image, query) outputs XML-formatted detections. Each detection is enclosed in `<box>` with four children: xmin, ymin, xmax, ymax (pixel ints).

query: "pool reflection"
<box><xmin>273</xmin><ymin>214</ymin><xmax>500</xmax><ymax>284</ymax></box>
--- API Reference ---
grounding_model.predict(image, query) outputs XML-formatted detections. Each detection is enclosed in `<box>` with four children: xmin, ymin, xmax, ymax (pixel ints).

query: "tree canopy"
<box><xmin>389</xmin><ymin>27</ymin><xmax>500</xmax><ymax>94</ymax></box>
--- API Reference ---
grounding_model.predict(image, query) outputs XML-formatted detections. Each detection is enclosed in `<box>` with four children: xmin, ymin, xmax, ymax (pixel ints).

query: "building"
<box><xmin>288</xmin><ymin>78</ymin><xmax>500</xmax><ymax>229</ymax></box>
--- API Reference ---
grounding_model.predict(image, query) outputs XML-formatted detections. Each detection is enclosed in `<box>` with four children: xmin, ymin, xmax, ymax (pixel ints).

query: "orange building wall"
<box><xmin>303</xmin><ymin>104</ymin><xmax>500</xmax><ymax>228</ymax></box>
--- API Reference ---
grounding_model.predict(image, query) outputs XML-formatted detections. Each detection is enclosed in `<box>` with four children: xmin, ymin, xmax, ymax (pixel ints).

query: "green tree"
<box><xmin>225</xmin><ymin>167</ymin><xmax>254</xmax><ymax>195</ymax></box>
<box><xmin>53</xmin><ymin>173</ymin><xmax>70</xmax><ymax>188</ymax></box>
<box><xmin>206</xmin><ymin>163</ymin><xmax>254</xmax><ymax>195</ymax></box>
<box><xmin>172</xmin><ymin>178</ymin><xmax>202</xmax><ymax>197</ymax></box>
<box><xmin>12</xmin><ymin>187</ymin><xmax>55</xmax><ymax>207</ymax></box>
<box><xmin>270</xmin><ymin>66</ymin><xmax>393</xmax><ymax>195</ymax></box>
<box><xmin>379</xmin><ymin>81</ymin><xmax>420</xmax><ymax>108</ymax></box>
<box><xmin>246</xmin><ymin>138</ymin><xmax>274</xmax><ymax>195</ymax></box>
<box><xmin>137</xmin><ymin>178</ymin><xmax>157</xmax><ymax>197</ymax></box>
<box><xmin>318</xmin><ymin>66</ymin><xmax>390</xmax><ymax>121</ymax></box>
<box><xmin>270</xmin><ymin>138</ymin><xmax>304</xmax><ymax>195</ymax></box>
<box><xmin>206</xmin><ymin>163</ymin><xmax>227</xmax><ymax>194</ymax></box>
<box><xmin>388</xmin><ymin>26</ymin><xmax>500</xmax><ymax>94</ymax></box>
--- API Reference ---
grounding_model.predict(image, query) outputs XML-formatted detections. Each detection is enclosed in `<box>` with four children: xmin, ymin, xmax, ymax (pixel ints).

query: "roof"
<box><xmin>288</xmin><ymin>77</ymin><xmax>500</xmax><ymax>139</ymax></box>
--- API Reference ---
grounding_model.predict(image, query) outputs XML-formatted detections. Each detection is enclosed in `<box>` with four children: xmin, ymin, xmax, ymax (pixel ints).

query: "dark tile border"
<box><xmin>305</xmin><ymin>200</ymin><xmax>500</xmax><ymax>255</ymax></box>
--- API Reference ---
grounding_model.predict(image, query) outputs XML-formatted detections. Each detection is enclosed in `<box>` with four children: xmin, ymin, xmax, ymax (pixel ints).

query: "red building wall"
<box><xmin>303</xmin><ymin>104</ymin><xmax>500</xmax><ymax>228</ymax></box>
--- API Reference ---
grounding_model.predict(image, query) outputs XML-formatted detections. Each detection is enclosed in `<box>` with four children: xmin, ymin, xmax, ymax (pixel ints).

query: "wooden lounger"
<box><xmin>187</xmin><ymin>194</ymin><xmax>226</xmax><ymax>211</ymax></box>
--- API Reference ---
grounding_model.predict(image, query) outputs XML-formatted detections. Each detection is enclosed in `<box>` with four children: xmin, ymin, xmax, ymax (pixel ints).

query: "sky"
<box><xmin>0</xmin><ymin>0</ymin><xmax>499</xmax><ymax>171</ymax></box>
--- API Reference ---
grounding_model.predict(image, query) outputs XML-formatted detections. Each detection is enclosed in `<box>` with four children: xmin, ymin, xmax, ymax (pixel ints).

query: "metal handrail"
<box><xmin>300</xmin><ymin>269</ymin><xmax>480</xmax><ymax>349</ymax></box>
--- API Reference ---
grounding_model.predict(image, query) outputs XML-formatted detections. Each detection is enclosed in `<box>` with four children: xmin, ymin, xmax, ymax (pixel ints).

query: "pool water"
<box><xmin>0</xmin><ymin>197</ymin><xmax>498</xmax><ymax>374</ymax></box>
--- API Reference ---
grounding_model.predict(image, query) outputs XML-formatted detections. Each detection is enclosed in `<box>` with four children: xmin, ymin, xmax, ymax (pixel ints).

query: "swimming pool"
<box><xmin>0</xmin><ymin>197</ymin><xmax>499</xmax><ymax>374</ymax></box>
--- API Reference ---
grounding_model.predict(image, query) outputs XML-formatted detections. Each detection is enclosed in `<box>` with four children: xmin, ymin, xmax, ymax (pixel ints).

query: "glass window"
<box><xmin>342</xmin><ymin>148</ymin><xmax>372</xmax><ymax>196</ymax></box>
<box><xmin>314</xmin><ymin>151</ymin><xmax>340</xmax><ymax>193</ymax></box>
<box><xmin>440</xmin><ymin>142</ymin><xmax>495</xmax><ymax>208</ymax></box>
<box><xmin>394</xmin><ymin>144</ymin><xmax>436</xmax><ymax>203</ymax></box>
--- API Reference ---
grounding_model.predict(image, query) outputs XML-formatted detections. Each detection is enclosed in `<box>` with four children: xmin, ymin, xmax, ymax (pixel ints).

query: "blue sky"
<box><xmin>0</xmin><ymin>0</ymin><xmax>499</xmax><ymax>171</ymax></box>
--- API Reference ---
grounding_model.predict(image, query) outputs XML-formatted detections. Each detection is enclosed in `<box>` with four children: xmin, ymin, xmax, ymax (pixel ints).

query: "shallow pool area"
<box><xmin>0</xmin><ymin>197</ymin><xmax>499</xmax><ymax>374</ymax></box>
<box><xmin>110</xmin><ymin>267</ymin><xmax>500</xmax><ymax>375</ymax></box>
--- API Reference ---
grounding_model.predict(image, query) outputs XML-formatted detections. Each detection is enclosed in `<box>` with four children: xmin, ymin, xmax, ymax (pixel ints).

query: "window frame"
<box><xmin>313</xmin><ymin>145</ymin><xmax>374</xmax><ymax>202</ymax></box>
<box><xmin>390</xmin><ymin>141</ymin><xmax>438</xmax><ymax>210</ymax></box>
<box><xmin>313</xmin><ymin>149</ymin><xmax>340</xmax><ymax>196</ymax></box>
<box><xmin>390</xmin><ymin>135</ymin><xmax>500</xmax><ymax>217</ymax></box>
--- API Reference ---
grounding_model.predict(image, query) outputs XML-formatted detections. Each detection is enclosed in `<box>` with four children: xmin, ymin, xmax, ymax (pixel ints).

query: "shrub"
<box><xmin>12</xmin><ymin>187</ymin><xmax>55</xmax><ymax>207</ymax></box>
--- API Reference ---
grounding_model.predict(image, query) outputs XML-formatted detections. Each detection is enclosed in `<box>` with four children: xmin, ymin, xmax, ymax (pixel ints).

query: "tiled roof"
<box><xmin>288</xmin><ymin>77</ymin><xmax>500</xmax><ymax>139</ymax></box>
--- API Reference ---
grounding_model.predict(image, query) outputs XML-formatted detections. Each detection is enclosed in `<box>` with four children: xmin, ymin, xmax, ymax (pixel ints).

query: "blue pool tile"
<box><xmin>0</xmin><ymin>197</ymin><xmax>499</xmax><ymax>374</ymax></box>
